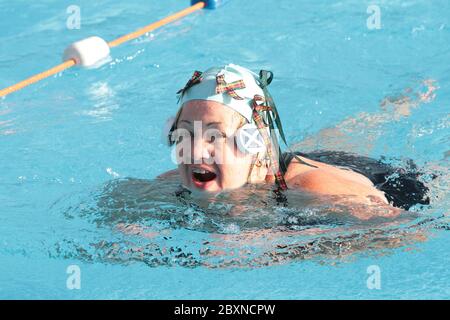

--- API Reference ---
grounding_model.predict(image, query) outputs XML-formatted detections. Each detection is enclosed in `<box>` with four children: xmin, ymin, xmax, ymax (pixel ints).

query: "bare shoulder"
<box><xmin>284</xmin><ymin>155</ymin><xmax>388</xmax><ymax>203</ymax></box>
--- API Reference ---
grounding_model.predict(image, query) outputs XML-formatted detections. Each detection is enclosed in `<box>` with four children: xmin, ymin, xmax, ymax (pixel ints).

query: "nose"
<box><xmin>192</xmin><ymin>136</ymin><xmax>213</xmax><ymax>164</ymax></box>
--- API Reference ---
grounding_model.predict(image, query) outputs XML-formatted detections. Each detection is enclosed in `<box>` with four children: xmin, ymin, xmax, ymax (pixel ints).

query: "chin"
<box><xmin>190</xmin><ymin>178</ymin><xmax>221</xmax><ymax>192</ymax></box>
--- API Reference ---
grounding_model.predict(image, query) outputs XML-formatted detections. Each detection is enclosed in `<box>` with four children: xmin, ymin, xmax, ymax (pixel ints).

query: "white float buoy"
<box><xmin>63</xmin><ymin>36</ymin><xmax>111</xmax><ymax>67</ymax></box>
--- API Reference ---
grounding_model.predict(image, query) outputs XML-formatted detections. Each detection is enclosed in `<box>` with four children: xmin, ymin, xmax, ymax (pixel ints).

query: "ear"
<box><xmin>235</xmin><ymin>123</ymin><xmax>267</xmax><ymax>155</ymax></box>
<box><xmin>247</xmin><ymin>153</ymin><xmax>269</xmax><ymax>184</ymax></box>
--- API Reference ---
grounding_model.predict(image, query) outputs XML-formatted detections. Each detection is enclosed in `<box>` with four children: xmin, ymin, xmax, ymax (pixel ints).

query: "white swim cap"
<box><xmin>178</xmin><ymin>63</ymin><xmax>265</xmax><ymax>123</ymax></box>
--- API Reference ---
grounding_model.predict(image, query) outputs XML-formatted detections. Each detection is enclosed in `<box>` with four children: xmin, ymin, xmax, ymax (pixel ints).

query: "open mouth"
<box><xmin>192</xmin><ymin>168</ymin><xmax>217</xmax><ymax>183</ymax></box>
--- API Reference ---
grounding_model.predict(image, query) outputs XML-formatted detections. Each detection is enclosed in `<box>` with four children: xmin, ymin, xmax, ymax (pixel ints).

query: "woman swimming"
<box><xmin>160</xmin><ymin>64</ymin><xmax>429</xmax><ymax>213</ymax></box>
<box><xmin>58</xmin><ymin>65</ymin><xmax>437</xmax><ymax>268</ymax></box>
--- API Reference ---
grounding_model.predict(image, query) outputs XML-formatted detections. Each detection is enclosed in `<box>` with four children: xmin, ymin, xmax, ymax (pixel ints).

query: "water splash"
<box><xmin>50</xmin><ymin>164</ymin><xmax>448</xmax><ymax>269</ymax></box>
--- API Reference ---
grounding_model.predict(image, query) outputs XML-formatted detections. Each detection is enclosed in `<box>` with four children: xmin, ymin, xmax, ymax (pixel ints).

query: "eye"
<box><xmin>207</xmin><ymin>132</ymin><xmax>226</xmax><ymax>143</ymax></box>
<box><xmin>172</xmin><ymin>130</ymin><xmax>193</xmax><ymax>145</ymax></box>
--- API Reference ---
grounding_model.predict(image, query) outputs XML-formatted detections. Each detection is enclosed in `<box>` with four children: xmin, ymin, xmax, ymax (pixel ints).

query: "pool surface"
<box><xmin>0</xmin><ymin>0</ymin><xmax>449</xmax><ymax>299</ymax></box>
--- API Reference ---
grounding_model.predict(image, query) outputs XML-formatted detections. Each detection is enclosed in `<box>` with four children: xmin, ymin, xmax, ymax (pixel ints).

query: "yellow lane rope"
<box><xmin>0</xmin><ymin>1</ymin><xmax>205</xmax><ymax>98</ymax></box>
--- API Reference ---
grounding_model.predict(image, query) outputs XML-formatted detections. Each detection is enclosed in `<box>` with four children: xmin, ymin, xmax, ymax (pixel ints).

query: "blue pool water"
<box><xmin>0</xmin><ymin>0</ymin><xmax>449</xmax><ymax>299</ymax></box>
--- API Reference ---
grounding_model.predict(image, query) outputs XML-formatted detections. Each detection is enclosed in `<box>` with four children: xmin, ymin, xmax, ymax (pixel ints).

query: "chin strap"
<box><xmin>251</xmin><ymin>94</ymin><xmax>288</xmax><ymax>190</ymax></box>
<box><xmin>257</xmin><ymin>70</ymin><xmax>318</xmax><ymax>190</ymax></box>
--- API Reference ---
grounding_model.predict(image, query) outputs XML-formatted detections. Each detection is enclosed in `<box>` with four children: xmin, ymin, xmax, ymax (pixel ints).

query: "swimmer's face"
<box><xmin>173</xmin><ymin>100</ymin><xmax>255</xmax><ymax>193</ymax></box>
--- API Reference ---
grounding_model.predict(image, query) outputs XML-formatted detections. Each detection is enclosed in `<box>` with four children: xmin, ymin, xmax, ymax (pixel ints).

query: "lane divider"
<box><xmin>0</xmin><ymin>0</ymin><xmax>229</xmax><ymax>98</ymax></box>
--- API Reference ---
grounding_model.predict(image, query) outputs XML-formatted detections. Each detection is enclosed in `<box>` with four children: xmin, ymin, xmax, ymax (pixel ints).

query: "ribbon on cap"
<box><xmin>215</xmin><ymin>74</ymin><xmax>246</xmax><ymax>100</ymax></box>
<box><xmin>176</xmin><ymin>70</ymin><xmax>203</xmax><ymax>102</ymax></box>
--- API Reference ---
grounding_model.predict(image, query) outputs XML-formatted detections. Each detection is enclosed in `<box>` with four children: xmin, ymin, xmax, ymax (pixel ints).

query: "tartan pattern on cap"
<box><xmin>215</xmin><ymin>74</ymin><xmax>246</xmax><ymax>100</ymax></box>
<box><xmin>251</xmin><ymin>95</ymin><xmax>288</xmax><ymax>191</ymax></box>
<box><xmin>176</xmin><ymin>70</ymin><xmax>203</xmax><ymax>101</ymax></box>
